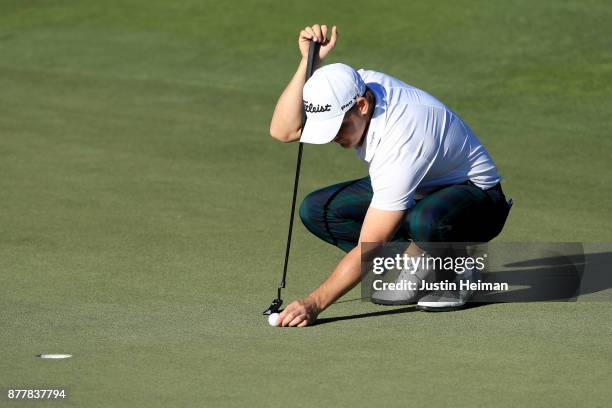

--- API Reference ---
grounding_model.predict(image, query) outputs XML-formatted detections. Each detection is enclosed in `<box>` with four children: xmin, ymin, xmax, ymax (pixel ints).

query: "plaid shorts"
<box><xmin>299</xmin><ymin>176</ymin><xmax>511</xmax><ymax>253</ymax></box>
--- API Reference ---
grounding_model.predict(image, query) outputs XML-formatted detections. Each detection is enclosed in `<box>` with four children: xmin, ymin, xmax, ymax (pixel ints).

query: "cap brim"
<box><xmin>300</xmin><ymin>114</ymin><xmax>344</xmax><ymax>145</ymax></box>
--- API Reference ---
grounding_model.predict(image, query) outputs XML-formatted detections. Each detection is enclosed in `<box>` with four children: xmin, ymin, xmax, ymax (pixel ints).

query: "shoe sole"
<box><xmin>370</xmin><ymin>289</ymin><xmax>431</xmax><ymax>306</ymax></box>
<box><xmin>416</xmin><ymin>303</ymin><xmax>466</xmax><ymax>312</ymax></box>
<box><xmin>370</xmin><ymin>298</ymin><xmax>417</xmax><ymax>306</ymax></box>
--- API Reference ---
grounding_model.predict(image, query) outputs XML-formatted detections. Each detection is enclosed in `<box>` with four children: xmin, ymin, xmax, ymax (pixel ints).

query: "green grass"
<box><xmin>1</xmin><ymin>0</ymin><xmax>611</xmax><ymax>406</ymax></box>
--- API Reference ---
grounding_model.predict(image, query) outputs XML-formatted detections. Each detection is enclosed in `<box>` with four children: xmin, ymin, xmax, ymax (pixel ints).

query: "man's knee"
<box><xmin>299</xmin><ymin>191</ymin><xmax>325</xmax><ymax>234</ymax></box>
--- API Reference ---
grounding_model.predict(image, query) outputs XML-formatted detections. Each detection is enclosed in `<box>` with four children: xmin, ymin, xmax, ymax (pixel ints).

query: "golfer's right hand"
<box><xmin>299</xmin><ymin>24</ymin><xmax>338</xmax><ymax>60</ymax></box>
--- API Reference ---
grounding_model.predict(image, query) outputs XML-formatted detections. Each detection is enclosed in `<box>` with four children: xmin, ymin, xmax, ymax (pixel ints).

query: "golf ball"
<box><xmin>268</xmin><ymin>313</ymin><xmax>280</xmax><ymax>327</ymax></box>
<box><xmin>37</xmin><ymin>354</ymin><xmax>72</xmax><ymax>359</ymax></box>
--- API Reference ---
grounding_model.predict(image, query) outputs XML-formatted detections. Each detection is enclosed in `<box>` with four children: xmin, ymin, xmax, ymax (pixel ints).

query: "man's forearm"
<box><xmin>269</xmin><ymin>57</ymin><xmax>316</xmax><ymax>142</ymax></box>
<box><xmin>307</xmin><ymin>208</ymin><xmax>406</xmax><ymax>312</ymax></box>
<box><xmin>307</xmin><ymin>245</ymin><xmax>363</xmax><ymax>310</ymax></box>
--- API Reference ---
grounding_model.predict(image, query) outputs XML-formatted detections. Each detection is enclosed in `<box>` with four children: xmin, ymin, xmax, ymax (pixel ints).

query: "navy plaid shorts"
<box><xmin>299</xmin><ymin>176</ymin><xmax>511</xmax><ymax>253</ymax></box>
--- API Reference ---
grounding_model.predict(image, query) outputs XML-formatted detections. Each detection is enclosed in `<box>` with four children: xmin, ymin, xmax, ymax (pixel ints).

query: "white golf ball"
<box><xmin>37</xmin><ymin>354</ymin><xmax>72</xmax><ymax>359</ymax></box>
<box><xmin>268</xmin><ymin>313</ymin><xmax>280</xmax><ymax>327</ymax></box>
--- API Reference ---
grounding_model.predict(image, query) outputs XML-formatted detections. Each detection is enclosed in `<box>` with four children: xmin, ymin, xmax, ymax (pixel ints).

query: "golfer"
<box><xmin>270</xmin><ymin>24</ymin><xmax>511</xmax><ymax>327</ymax></box>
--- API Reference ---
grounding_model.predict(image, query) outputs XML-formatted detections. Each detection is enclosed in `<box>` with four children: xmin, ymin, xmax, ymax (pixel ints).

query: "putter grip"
<box><xmin>306</xmin><ymin>40</ymin><xmax>319</xmax><ymax>79</ymax></box>
<box><xmin>301</xmin><ymin>41</ymin><xmax>320</xmax><ymax>127</ymax></box>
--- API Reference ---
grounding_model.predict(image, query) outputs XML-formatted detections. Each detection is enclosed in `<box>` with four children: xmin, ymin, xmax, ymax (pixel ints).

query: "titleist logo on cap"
<box><xmin>303</xmin><ymin>100</ymin><xmax>332</xmax><ymax>113</ymax></box>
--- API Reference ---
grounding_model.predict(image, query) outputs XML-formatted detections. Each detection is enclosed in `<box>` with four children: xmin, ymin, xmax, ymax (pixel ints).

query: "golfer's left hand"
<box><xmin>278</xmin><ymin>297</ymin><xmax>320</xmax><ymax>327</ymax></box>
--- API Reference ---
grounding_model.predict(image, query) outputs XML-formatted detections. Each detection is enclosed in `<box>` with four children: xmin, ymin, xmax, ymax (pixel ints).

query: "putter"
<box><xmin>263</xmin><ymin>40</ymin><xmax>320</xmax><ymax>315</ymax></box>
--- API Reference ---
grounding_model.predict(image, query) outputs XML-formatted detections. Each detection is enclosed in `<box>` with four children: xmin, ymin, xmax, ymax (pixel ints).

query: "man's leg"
<box><xmin>406</xmin><ymin>182</ymin><xmax>509</xmax><ymax>246</ymax></box>
<box><xmin>299</xmin><ymin>176</ymin><xmax>372</xmax><ymax>253</ymax></box>
<box><xmin>405</xmin><ymin>182</ymin><xmax>511</xmax><ymax>311</ymax></box>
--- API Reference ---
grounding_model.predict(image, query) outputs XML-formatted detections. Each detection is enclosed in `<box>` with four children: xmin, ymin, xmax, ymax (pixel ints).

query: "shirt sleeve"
<box><xmin>369</xmin><ymin>155</ymin><xmax>433</xmax><ymax>211</ymax></box>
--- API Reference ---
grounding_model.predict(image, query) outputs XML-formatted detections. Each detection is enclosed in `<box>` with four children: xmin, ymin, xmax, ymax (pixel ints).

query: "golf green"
<box><xmin>1</xmin><ymin>1</ymin><xmax>611</xmax><ymax>406</ymax></box>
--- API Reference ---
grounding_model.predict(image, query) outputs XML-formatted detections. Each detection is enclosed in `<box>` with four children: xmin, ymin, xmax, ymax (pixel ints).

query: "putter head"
<box><xmin>262</xmin><ymin>298</ymin><xmax>283</xmax><ymax>315</ymax></box>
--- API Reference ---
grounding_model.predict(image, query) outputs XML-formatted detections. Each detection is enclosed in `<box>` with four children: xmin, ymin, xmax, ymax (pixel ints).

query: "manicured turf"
<box><xmin>1</xmin><ymin>1</ymin><xmax>611</xmax><ymax>406</ymax></box>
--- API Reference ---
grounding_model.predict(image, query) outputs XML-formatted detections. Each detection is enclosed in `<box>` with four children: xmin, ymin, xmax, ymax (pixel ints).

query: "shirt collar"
<box><xmin>355</xmin><ymin>82</ymin><xmax>387</xmax><ymax>163</ymax></box>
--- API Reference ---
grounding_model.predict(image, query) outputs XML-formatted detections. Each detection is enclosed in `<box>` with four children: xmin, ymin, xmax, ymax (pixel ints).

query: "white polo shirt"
<box><xmin>355</xmin><ymin>69</ymin><xmax>501</xmax><ymax>211</ymax></box>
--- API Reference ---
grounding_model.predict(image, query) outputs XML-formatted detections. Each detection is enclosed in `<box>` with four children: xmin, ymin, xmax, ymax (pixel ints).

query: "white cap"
<box><xmin>301</xmin><ymin>63</ymin><xmax>366</xmax><ymax>144</ymax></box>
